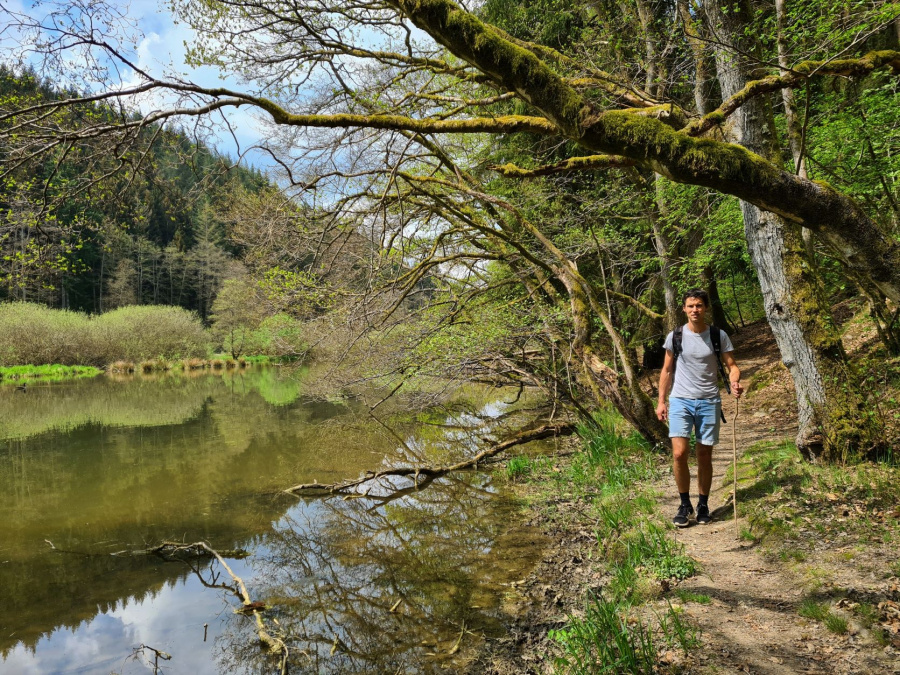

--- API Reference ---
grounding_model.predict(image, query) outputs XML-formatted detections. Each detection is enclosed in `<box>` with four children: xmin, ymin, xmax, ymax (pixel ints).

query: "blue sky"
<box><xmin>2</xmin><ymin>0</ymin><xmax>276</xmax><ymax>171</ymax></box>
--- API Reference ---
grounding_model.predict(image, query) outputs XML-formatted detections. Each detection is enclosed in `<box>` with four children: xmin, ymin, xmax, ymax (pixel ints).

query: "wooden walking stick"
<box><xmin>732</xmin><ymin>397</ymin><xmax>740</xmax><ymax>538</ymax></box>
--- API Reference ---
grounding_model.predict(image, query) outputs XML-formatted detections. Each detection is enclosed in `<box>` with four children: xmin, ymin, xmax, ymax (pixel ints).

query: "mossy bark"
<box><xmin>393</xmin><ymin>0</ymin><xmax>900</xmax><ymax>306</ymax></box>
<box><xmin>706</xmin><ymin>0</ymin><xmax>883</xmax><ymax>460</ymax></box>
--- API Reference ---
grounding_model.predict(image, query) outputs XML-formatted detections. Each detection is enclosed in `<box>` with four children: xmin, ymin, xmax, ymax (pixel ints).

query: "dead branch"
<box><xmin>166</xmin><ymin>541</ymin><xmax>290</xmax><ymax>673</ymax></box>
<box><xmin>283</xmin><ymin>421</ymin><xmax>577</xmax><ymax>496</ymax></box>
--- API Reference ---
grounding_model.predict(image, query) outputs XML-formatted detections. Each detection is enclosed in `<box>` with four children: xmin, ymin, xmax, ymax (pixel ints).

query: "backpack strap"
<box><xmin>709</xmin><ymin>325</ymin><xmax>731</xmax><ymax>396</ymax></box>
<box><xmin>672</xmin><ymin>325</ymin><xmax>683</xmax><ymax>372</ymax></box>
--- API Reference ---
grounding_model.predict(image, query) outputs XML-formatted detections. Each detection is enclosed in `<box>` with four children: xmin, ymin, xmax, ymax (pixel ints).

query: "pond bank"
<box><xmin>467</xmin><ymin>320</ymin><xmax>900</xmax><ymax>674</ymax></box>
<box><xmin>0</xmin><ymin>364</ymin><xmax>102</xmax><ymax>383</ymax></box>
<box><xmin>0</xmin><ymin>355</ymin><xmax>286</xmax><ymax>383</ymax></box>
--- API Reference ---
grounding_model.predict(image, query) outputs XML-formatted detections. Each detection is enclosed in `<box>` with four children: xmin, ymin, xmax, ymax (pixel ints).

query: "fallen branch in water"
<box><xmin>123</xmin><ymin>541</ymin><xmax>249</xmax><ymax>560</ymax></box>
<box><xmin>284</xmin><ymin>421</ymin><xmax>576</xmax><ymax>496</ymax></box>
<box><xmin>167</xmin><ymin>541</ymin><xmax>290</xmax><ymax>673</ymax></box>
<box><xmin>43</xmin><ymin>538</ymin><xmax>250</xmax><ymax>560</ymax></box>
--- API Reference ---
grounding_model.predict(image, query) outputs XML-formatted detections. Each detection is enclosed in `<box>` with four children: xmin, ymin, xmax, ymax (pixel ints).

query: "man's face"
<box><xmin>683</xmin><ymin>297</ymin><xmax>707</xmax><ymax>322</ymax></box>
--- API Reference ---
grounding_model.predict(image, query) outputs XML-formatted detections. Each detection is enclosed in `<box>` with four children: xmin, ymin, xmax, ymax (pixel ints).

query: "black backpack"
<box><xmin>672</xmin><ymin>324</ymin><xmax>730</xmax><ymax>421</ymax></box>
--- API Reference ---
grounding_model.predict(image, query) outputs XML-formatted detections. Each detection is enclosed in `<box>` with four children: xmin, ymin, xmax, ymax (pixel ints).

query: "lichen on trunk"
<box><xmin>705</xmin><ymin>0</ymin><xmax>884</xmax><ymax>461</ymax></box>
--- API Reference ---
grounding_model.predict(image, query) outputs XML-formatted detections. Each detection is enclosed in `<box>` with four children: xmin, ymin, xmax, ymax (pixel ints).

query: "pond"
<box><xmin>0</xmin><ymin>368</ymin><xmax>548</xmax><ymax>674</ymax></box>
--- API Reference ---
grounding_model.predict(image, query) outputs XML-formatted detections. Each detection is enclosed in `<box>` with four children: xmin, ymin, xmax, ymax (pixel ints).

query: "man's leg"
<box><xmin>672</xmin><ymin>437</ymin><xmax>694</xmax><ymax>527</ymax></box>
<box><xmin>672</xmin><ymin>437</ymin><xmax>692</xmax><ymax>493</ymax></box>
<box><xmin>668</xmin><ymin>397</ymin><xmax>696</xmax><ymax>527</ymax></box>
<box><xmin>696</xmin><ymin>443</ymin><xmax>713</xmax><ymax>496</ymax></box>
<box><xmin>694</xmin><ymin>398</ymin><xmax>721</xmax><ymax>525</ymax></box>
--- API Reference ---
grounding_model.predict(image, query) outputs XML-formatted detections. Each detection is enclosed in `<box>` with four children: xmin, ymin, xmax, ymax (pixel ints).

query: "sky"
<box><xmin>1</xmin><ymin>0</ymin><xmax>276</xmax><ymax>171</ymax></box>
<box><xmin>115</xmin><ymin>0</ymin><xmax>272</xmax><ymax>166</ymax></box>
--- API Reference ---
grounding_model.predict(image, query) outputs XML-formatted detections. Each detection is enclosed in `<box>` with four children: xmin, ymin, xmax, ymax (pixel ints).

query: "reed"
<box><xmin>108</xmin><ymin>361</ymin><xmax>136</xmax><ymax>374</ymax></box>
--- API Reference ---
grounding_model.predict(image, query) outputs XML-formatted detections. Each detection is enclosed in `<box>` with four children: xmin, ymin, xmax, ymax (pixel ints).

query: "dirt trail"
<box><xmin>470</xmin><ymin>320</ymin><xmax>900</xmax><ymax>674</ymax></box>
<box><xmin>665</xmin><ymin>322</ymin><xmax>899</xmax><ymax>674</ymax></box>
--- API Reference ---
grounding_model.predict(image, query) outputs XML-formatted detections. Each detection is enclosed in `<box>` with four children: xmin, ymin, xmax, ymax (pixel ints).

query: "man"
<box><xmin>656</xmin><ymin>290</ymin><xmax>743</xmax><ymax>527</ymax></box>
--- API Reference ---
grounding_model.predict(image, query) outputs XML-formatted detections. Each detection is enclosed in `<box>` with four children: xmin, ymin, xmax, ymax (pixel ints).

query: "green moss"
<box><xmin>588</xmin><ymin>110</ymin><xmax>778</xmax><ymax>190</ymax></box>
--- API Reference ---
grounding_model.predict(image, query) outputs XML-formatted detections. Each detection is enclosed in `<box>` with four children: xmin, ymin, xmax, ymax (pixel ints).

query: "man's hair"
<box><xmin>682</xmin><ymin>289</ymin><xmax>710</xmax><ymax>307</ymax></box>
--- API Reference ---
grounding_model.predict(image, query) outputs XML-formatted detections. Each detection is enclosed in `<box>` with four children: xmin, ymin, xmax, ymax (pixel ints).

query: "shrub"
<box><xmin>0</xmin><ymin>302</ymin><xmax>92</xmax><ymax>365</ymax></box>
<box><xmin>253</xmin><ymin>314</ymin><xmax>306</xmax><ymax>357</ymax></box>
<box><xmin>0</xmin><ymin>302</ymin><xmax>210</xmax><ymax>366</ymax></box>
<box><xmin>90</xmin><ymin>306</ymin><xmax>209</xmax><ymax>363</ymax></box>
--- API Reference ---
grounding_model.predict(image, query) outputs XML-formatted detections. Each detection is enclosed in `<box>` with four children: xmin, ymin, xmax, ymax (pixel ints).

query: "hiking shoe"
<box><xmin>696</xmin><ymin>503</ymin><xmax>712</xmax><ymax>525</ymax></box>
<box><xmin>673</xmin><ymin>503</ymin><xmax>693</xmax><ymax>528</ymax></box>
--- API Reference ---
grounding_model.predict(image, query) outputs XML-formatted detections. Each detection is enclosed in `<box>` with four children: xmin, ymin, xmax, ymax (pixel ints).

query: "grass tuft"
<box><xmin>799</xmin><ymin>598</ymin><xmax>829</xmax><ymax>621</ymax></box>
<box><xmin>674</xmin><ymin>589</ymin><xmax>711</xmax><ymax>604</ymax></box>
<box><xmin>505</xmin><ymin>455</ymin><xmax>532</xmax><ymax>481</ymax></box>
<box><xmin>824</xmin><ymin>613</ymin><xmax>849</xmax><ymax>634</ymax></box>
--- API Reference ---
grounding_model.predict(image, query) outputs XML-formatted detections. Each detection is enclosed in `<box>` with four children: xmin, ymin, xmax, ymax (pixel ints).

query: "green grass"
<box><xmin>0</xmin><ymin>364</ymin><xmax>102</xmax><ymax>383</ymax></box>
<box><xmin>549</xmin><ymin>593</ymin><xmax>656</xmax><ymax>674</ymax></box>
<box><xmin>824</xmin><ymin>613</ymin><xmax>848</xmax><ymax>634</ymax></box>
<box><xmin>799</xmin><ymin>598</ymin><xmax>829</xmax><ymax>621</ymax></box>
<box><xmin>541</xmin><ymin>408</ymin><xmax>700</xmax><ymax>673</ymax></box>
<box><xmin>505</xmin><ymin>455</ymin><xmax>532</xmax><ymax>481</ymax></box>
<box><xmin>732</xmin><ymin>438</ymin><xmax>900</xmax><ymax>578</ymax></box>
<box><xmin>798</xmin><ymin>598</ymin><xmax>849</xmax><ymax>634</ymax></box>
<box><xmin>674</xmin><ymin>589</ymin><xmax>711</xmax><ymax>604</ymax></box>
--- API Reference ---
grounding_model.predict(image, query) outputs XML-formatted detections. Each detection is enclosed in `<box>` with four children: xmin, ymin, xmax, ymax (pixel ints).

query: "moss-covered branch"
<box><xmin>490</xmin><ymin>154</ymin><xmax>636</xmax><ymax>177</ymax></box>
<box><xmin>393</xmin><ymin>0</ymin><xmax>589</xmax><ymax>137</ymax></box>
<box><xmin>685</xmin><ymin>50</ymin><xmax>900</xmax><ymax>136</ymax></box>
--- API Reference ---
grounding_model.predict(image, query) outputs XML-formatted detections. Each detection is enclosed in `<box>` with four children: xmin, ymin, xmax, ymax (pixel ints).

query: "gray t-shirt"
<box><xmin>663</xmin><ymin>325</ymin><xmax>734</xmax><ymax>399</ymax></box>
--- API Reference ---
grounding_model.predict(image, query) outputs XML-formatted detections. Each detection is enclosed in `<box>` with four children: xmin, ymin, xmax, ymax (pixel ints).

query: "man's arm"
<box><xmin>656</xmin><ymin>350</ymin><xmax>675</xmax><ymax>421</ymax></box>
<box><xmin>722</xmin><ymin>351</ymin><xmax>743</xmax><ymax>398</ymax></box>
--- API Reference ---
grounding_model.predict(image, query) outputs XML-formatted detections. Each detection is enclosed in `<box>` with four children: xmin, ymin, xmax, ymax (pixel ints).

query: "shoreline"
<box><xmin>468</xmin><ymin>320</ymin><xmax>900</xmax><ymax>674</ymax></box>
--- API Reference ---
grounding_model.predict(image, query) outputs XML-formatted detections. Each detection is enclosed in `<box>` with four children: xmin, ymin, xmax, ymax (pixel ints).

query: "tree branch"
<box><xmin>283</xmin><ymin>421</ymin><xmax>576</xmax><ymax>495</ymax></box>
<box><xmin>491</xmin><ymin>154</ymin><xmax>636</xmax><ymax>177</ymax></box>
<box><xmin>684</xmin><ymin>49</ymin><xmax>900</xmax><ymax>137</ymax></box>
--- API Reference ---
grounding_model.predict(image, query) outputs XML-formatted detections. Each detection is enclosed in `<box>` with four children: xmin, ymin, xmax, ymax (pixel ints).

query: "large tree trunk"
<box><xmin>705</xmin><ymin>0</ymin><xmax>883</xmax><ymax>460</ymax></box>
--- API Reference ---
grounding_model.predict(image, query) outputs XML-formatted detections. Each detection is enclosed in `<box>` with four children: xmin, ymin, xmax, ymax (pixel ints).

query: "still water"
<box><xmin>0</xmin><ymin>369</ymin><xmax>547</xmax><ymax>674</ymax></box>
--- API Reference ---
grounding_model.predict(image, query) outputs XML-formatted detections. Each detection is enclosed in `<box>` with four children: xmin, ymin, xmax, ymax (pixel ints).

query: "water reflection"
<box><xmin>0</xmin><ymin>370</ymin><xmax>545</xmax><ymax>673</ymax></box>
<box><xmin>215</xmin><ymin>474</ymin><xmax>544</xmax><ymax>674</ymax></box>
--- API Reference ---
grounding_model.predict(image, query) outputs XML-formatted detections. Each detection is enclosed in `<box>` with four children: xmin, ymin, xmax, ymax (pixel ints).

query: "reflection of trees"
<box><xmin>217</xmin><ymin>474</ymin><xmax>544</xmax><ymax>674</ymax></box>
<box><xmin>1</xmin><ymin>376</ymin><xmax>545</xmax><ymax>671</ymax></box>
<box><xmin>0</xmin><ymin>369</ymin><xmax>365</xmax><ymax>658</ymax></box>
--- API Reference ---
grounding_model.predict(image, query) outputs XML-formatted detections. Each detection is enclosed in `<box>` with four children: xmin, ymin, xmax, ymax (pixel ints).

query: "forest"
<box><xmin>0</xmin><ymin>64</ymin><xmax>270</xmax><ymax>317</ymax></box>
<box><xmin>1</xmin><ymin>0</ymin><xmax>900</xmax><ymax>672</ymax></box>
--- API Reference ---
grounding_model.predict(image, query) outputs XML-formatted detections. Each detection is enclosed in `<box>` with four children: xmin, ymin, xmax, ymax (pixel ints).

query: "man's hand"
<box><xmin>731</xmin><ymin>380</ymin><xmax>744</xmax><ymax>398</ymax></box>
<box><xmin>656</xmin><ymin>402</ymin><xmax>668</xmax><ymax>421</ymax></box>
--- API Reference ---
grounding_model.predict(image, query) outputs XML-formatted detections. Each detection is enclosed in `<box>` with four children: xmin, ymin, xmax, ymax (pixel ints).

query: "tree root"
<box><xmin>283</xmin><ymin>421</ymin><xmax>576</xmax><ymax>496</ymax></box>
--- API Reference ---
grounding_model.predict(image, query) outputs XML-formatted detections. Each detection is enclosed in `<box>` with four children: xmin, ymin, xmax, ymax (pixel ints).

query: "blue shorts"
<box><xmin>668</xmin><ymin>397</ymin><xmax>721</xmax><ymax>446</ymax></box>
